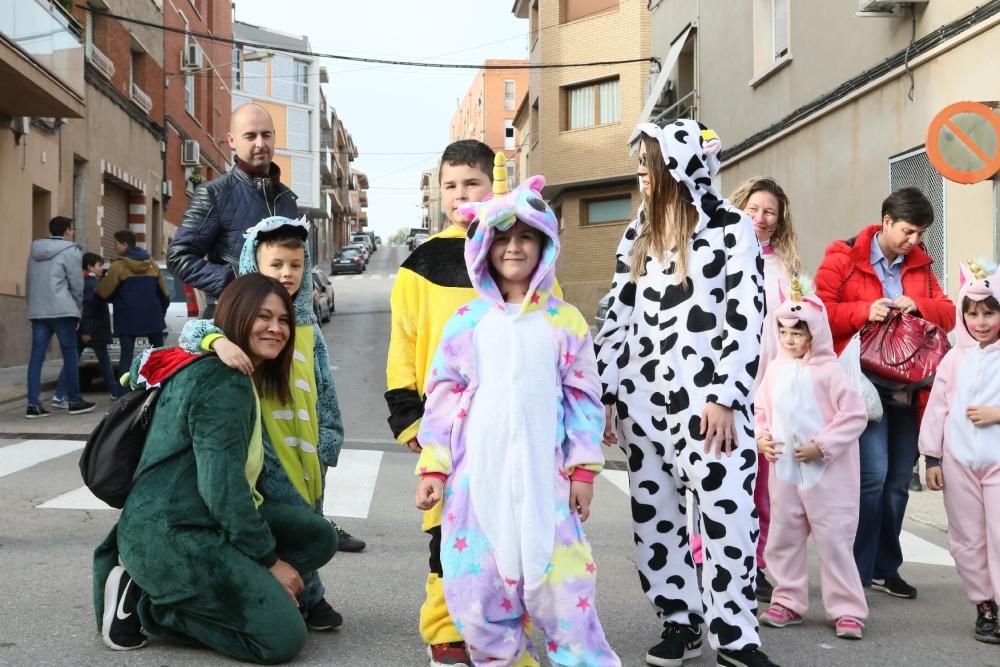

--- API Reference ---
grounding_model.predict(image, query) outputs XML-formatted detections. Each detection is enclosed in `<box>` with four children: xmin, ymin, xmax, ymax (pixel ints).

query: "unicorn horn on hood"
<box><xmin>493</xmin><ymin>152</ymin><xmax>508</xmax><ymax>196</ymax></box>
<box><xmin>790</xmin><ymin>273</ymin><xmax>803</xmax><ymax>302</ymax></box>
<box><xmin>968</xmin><ymin>260</ymin><xmax>988</xmax><ymax>280</ymax></box>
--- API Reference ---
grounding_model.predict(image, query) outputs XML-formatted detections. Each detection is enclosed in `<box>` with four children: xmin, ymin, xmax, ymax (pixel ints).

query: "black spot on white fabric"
<box><xmin>711</xmin><ymin>566</ymin><xmax>732</xmax><ymax>592</ymax></box>
<box><xmin>704</xmin><ymin>462</ymin><xmax>726</xmax><ymax>491</ymax></box>
<box><xmin>710</xmin><ymin>618</ymin><xmax>744</xmax><ymax>646</ymax></box>
<box><xmin>632</xmin><ymin>497</ymin><xmax>657</xmax><ymax>524</ymax></box>
<box><xmin>740</xmin><ymin>449</ymin><xmax>756</xmax><ymax>471</ymax></box>
<box><xmin>618</xmin><ymin>281</ymin><xmax>636</xmax><ymax>307</ymax></box>
<box><xmin>657</xmin><ymin>520</ymin><xmax>675</xmax><ymax>534</ymax></box>
<box><xmin>703</xmin><ymin>514</ymin><xmax>726</xmax><ymax>540</ymax></box>
<box><xmin>694</xmin><ymin>357</ymin><xmax>715</xmax><ymax>387</ymax></box>
<box><xmin>686</xmin><ymin>306</ymin><xmax>718</xmax><ymax>333</ymax></box>
<box><xmin>667</xmin><ymin>388</ymin><xmax>690</xmax><ymax>415</ymax></box>
<box><xmin>628</xmin><ymin>444</ymin><xmax>644</xmax><ymax>472</ymax></box>
<box><xmin>639</xmin><ymin>480</ymin><xmax>660</xmax><ymax>495</ymax></box>
<box><xmin>702</xmin><ymin>250</ymin><xmax>725</xmax><ymax>279</ymax></box>
<box><xmin>638</xmin><ymin>337</ymin><xmax>654</xmax><ymax>358</ymax></box>
<box><xmin>648</xmin><ymin>543</ymin><xmax>669</xmax><ymax>571</ymax></box>
<box><xmin>714</xmin><ymin>499</ymin><xmax>738</xmax><ymax>515</ymax></box>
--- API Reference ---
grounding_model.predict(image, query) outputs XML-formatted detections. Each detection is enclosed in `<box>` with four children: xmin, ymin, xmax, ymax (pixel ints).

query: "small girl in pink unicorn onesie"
<box><xmin>920</xmin><ymin>260</ymin><xmax>1000</xmax><ymax>644</ymax></box>
<box><xmin>753</xmin><ymin>277</ymin><xmax>869</xmax><ymax>640</ymax></box>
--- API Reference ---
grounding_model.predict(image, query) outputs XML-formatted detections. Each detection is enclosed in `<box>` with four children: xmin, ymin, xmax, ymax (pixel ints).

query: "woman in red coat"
<box><xmin>815</xmin><ymin>187</ymin><xmax>954</xmax><ymax>601</ymax></box>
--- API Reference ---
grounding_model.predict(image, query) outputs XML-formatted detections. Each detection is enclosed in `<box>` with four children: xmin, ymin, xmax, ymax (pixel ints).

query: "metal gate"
<box><xmin>888</xmin><ymin>148</ymin><xmax>947</xmax><ymax>291</ymax></box>
<box><xmin>101</xmin><ymin>181</ymin><xmax>128</xmax><ymax>259</ymax></box>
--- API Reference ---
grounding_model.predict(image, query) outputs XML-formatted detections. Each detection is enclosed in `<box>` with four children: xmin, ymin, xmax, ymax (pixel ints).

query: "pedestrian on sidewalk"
<box><xmin>690</xmin><ymin>177</ymin><xmax>803</xmax><ymax>603</ymax></box>
<box><xmin>815</xmin><ymin>187</ymin><xmax>955</xmax><ymax>600</ymax></box>
<box><xmin>93</xmin><ymin>273</ymin><xmax>337</xmax><ymax>663</ymax></box>
<box><xmin>24</xmin><ymin>216</ymin><xmax>94</xmax><ymax>418</ymax></box>
<box><xmin>920</xmin><ymin>260</ymin><xmax>1000</xmax><ymax>644</ymax></box>
<box><xmin>168</xmin><ymin>103</ymin><xmax>298</xmax><ymax>302</ymax></box>
<box><xmin>415</xmin><ymin>159</ymin><xmax>620</xmax><ymax>666</ymax></box>
<box><xmin>178</xmin><ymin>216</ymin><xmax>354</xmax><ymax>631</ymax></box>
<box><xmin>95</xmin><ymin>230</ymin><xmax>169</xmax><ymax>376</ymax></box>
<box><xmin>595</xmin><ymin>120</ymin><xmax>779</xmax><ymax>667</ymax></box>
<box><xmin>53</xmin><ymin>253</ymin><xmax>124</xmax><ymax>407</ymax></box>
<box><xmin>755</xmin><ymin>277</ymin><xmax>869</xmax><ymax>640</ymax></box>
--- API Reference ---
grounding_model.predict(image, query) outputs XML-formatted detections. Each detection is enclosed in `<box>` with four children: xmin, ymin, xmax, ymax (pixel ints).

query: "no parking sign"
<box><xmin>926</xmin><ymin>101</ymin><xmax>1000</xmax><ymax>184</ymax></box>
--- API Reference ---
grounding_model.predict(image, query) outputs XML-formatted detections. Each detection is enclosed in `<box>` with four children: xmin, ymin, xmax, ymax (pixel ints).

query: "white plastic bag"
<box><xmin>839</xmin><ymin>334</ymin><xmax>883</xmax><ymax>422</ymax></box>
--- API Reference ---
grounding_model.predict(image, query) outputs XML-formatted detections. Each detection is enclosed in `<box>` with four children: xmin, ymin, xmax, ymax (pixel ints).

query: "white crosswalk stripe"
<box><xmin>0</xmin><ymin>439</ymin><xmax>82</xmax><ymax>479</ymax></box>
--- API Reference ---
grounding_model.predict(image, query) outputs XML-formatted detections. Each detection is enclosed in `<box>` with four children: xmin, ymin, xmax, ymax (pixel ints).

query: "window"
<box><xmin>889</xmin><ymin>149</ymin><xmax>947</xmax><ymax>290</ymax></box>
<box><xmin>504</xmin><ymin>79</ymin><xmax>516</xmax><ymax>110</ymax></box>
<box><xmin>504</xmin><ymin>120</ymin><xmax>516</xmax><ymax>150</ymax></box>
<box><xmin>753</xmin><ymin>0</ymin><xmax>790</xmax><ymax>76</ymax></box>
<box><xmin>567</xmin><ymin>78</ymin><xmax>619</xmax><ymax>130</ymax></box>
<box><xmin>506</xmin><ymin>159</ymin><xmax>517</xmax><ymax>187</ymax></box>
<box><xmin>530</xmin><ymin>99</ymin><xmax>539</xmax><ymax>147</ymax></box>
<box><xmin>232</xmin><ymin>45</ymin><xmax>241</xmax><ymax>90</ymax></box>
<box><xmin>561</xmin><ymin>0</ymin><xmax>618</xmax><ymax>23</ymax></box>
<box><xmin>185</xmin><ymin>73</ymin><xmax>195</xmax><ymax>116</ymax></box>
<box><xmin>583</xmin><ymin>195</ymin><xmax>632</xmax><ymax>225</ymax></box>
<box><xmin>293</xmin><ymin>60</ymin><xmax>309</xmax><ymax>104</ymax></box>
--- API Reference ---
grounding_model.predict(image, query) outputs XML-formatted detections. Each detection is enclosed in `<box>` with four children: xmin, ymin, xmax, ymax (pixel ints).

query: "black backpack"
<box><xmin>79</xmin><ymin>357</ymin><xmax>206</xmax><ymax>509</ymax></box>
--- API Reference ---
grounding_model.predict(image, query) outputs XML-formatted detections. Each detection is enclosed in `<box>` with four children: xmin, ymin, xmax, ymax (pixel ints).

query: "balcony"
<box><xmin>130</xmin><ymin>81</ymin><xmax>152</xmax><ymax>114</ymax></box>
<box><xmin>86</xmin><ymin>43</ymin><xmax>114</xmax><ymax>80</ymax></box>
<box><xmin>0</xmin><ymin>0</ymin><xmax>85</xmax><ymax>117</ymax></box>
<box><xmin>320</xmin><ymin>150</ymin><xmax>334</xmax><ymax>187</ymax></box>
<box><xmin>359</xmin><ymin>190</ymin><xmax>368</xmax><ymax>207</ymax></box>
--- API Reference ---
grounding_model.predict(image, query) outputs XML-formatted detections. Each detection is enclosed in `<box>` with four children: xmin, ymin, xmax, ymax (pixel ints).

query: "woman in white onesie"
<box><xmin>595</xmin><ymin>119</ymin><xmax>776</xmax><ymax>667</ymax></box>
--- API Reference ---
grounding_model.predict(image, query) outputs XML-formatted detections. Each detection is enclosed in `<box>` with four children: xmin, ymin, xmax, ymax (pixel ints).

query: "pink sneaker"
<box><xmin>835</xmin><ymin>616</ymin><xmax>864</xmax><ymax>639</ymax></box>
<box><xmin>758</xmin><ymin>603</ymin><xmax>802</xmax><ymax>628</ymax></box>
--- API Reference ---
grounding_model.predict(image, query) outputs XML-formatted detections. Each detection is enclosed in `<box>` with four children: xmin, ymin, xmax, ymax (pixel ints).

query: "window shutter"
<box><xmin>243</xmin><ymin>59</ymin><xmax>266</xmax><ymax>96</ymax></box>
<box><xmin>772</xmin><ymin>0</ymin><xmax>789</xmax><ymax>60</ymax></box>
<box><xmin>270</xmin><ymin>54</ymin><xmax>294</xmax><ymax>100</ymax></box>
<box><xmin>286</xmin><ymin>107</ymin><xmax>309</xmax><ymax>152</ymax></box>
<box><xmin>292</xmin><ymin>156</ymin><xmax>314</xmax><ymax>206</ymax></box>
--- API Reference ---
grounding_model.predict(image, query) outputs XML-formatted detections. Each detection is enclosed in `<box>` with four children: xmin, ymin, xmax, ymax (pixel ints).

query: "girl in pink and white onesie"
<box><xmin>753</xmin><ymin>281</ymin><xmax>869</xmax><ymax>640</ymax></box>
<box><xmin>920</xmin><ymin>261</ymin><xmax>1000</xmax><ymax>644</ymax></box>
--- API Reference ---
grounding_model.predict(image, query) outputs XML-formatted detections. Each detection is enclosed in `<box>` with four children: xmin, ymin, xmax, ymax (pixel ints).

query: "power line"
<box><xmin>79</xmin><ymin>5</ymin><xmax>654</xmax><ymax>71</ymax></box>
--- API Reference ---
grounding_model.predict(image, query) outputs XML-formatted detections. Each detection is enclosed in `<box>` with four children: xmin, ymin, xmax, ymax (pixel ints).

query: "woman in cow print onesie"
<box><xmin>595</xmin><ymin>119</ymin><xmax>778</xmax><ymax>667</ymax></box>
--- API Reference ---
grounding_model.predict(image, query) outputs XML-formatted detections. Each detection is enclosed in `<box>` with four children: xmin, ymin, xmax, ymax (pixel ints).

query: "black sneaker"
<box><xmin>101</xmin><ymin>565</ymin><xmax>147</xmax><ymax>651</ymax></box>
<box><xmin>304</xmin><ymin>598</ymin><xmax>343</xmax><ymax>631</ymax></box>
<box><xmin>646</xmin><ymin>623</ymin><xmax>702</xmax><ymax>666</ymax></box>
<box><xmin>717</xmin><ymin>646</ymin><xmax>780</xmax><ymax>667</ymax></box>
<box><xmin>909</xmin><ymin>470</ymin><xmax>923</xmax><ymax>492</ymax></box>
<box><xmin>871</xmin><ymin>576</ymin><xmax>917</xmax><ymax>599</ymax></box>
<box><xmin>25</xmin><ymin>404</ymin><xmax>51</xmax><ymax>419</ymax></box>
<box><xmin>756</xmin><ymin>568</ymin><xmax>774</xmax><ymax>603</ymax></box>
<box><xmin>68</xmin><ymin>399</ymin><xmax>97</xmax><ymax>415</ymax></box>
<box><xmin>975</xmin><ymin>600</ymin><xmax>1000</xmax><ymax>644</ymax></box>
<box><xmin>331</xmin><ymin>521</ymin><xmax>366</xmax><ymax>553</ymax></box>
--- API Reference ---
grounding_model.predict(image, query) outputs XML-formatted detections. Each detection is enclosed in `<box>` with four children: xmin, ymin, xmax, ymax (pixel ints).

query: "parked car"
<box><xmin>412</xmin><ymin>233</ymin><xmax>429</xmax><ymax>248</ymax></box>
<box><xmin>351</xmin><ymin>233</ymin><xmax>375</xmax><ymax>254</ymax></box>
<box><xmin>406</xmin><ymin>227</ymin><xmax>429</xmax><ymax>250</ymax></box>
<box><xmin>330</xmin><ymin>247</ymin><xmax>365</xmax><ymax>274</ymax></box>
<box><xmin>594</xmin><ymin>291</ymin><xmax>611</xmax><ymax>335</ymax></box>
<box><xmin>375</xmin><ymin>235</ymin><xmax>382</xmax><ymax>246</ymax></box>
<box><xmin>343</xmin><ymin>243</ymin><xmax>369</xmax><ymax>266</ymax></box>
<box><xmin>79</xmin><ymin>262</ymin><xmax>205</xmax><ymax>390</ymax></box>
<box><xmin>313</xmin><ymin>282</ymin><xmax>332</xmax><ymax>323</ymax></box>
<box><xmin>312</xmin><ymin>266</ymin><xmax>335</xmax><ymax>315</ymax></box>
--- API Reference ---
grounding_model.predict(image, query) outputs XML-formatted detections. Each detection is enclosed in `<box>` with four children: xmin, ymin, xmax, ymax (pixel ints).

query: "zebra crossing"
<box><xmin>2</xmin><ymin>438</ymin><xmax>955</xmax><ymax>567</ymax></box>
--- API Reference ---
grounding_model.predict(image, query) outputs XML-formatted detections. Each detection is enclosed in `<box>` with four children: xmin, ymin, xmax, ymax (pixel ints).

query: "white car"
<box><xmin>79</xmin><ymin>262</ymin><xmax>205</xmax><ymax>390</ymax></box>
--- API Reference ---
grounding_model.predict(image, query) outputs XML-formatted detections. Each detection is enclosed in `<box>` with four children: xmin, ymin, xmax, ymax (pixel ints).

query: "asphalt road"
<box><xmin>0</xmin><ymin>245</ymin><xmax>995</xmax><ymax>666</ymax></box>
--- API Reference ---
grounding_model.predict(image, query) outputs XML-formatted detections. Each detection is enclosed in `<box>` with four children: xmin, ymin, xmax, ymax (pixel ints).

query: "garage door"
<box><xmin>101</xmin><ymin>181</ymin><xmax>129</xmax><ymax>258</ymax></box>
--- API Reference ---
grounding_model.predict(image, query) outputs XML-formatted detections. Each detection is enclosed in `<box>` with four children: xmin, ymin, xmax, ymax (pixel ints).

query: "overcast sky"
<box><xmin>232</xmin><ymin>0</ymin><xmax>528</xmax><ymax>239</ymax></box>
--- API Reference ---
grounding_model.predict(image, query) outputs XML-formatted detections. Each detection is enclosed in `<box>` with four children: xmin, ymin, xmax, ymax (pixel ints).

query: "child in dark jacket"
<box><xmin>53</xmin><ymin>253</ymin><xmax>124</xmax><ymax>405</ymax></box>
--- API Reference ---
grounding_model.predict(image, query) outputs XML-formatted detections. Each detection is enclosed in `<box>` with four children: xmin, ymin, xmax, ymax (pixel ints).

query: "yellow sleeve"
<box><xmin>385</xmin><ymin>267</ymin><xmax>423</xmax><ymax>445</ymax></box>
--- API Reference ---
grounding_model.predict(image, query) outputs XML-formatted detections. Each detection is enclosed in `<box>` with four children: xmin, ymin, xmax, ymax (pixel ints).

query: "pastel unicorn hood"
<box><xmin>458</xmin><ymin>153</ymin><xmax>560</xmax><ymax>316</ymax></box>
<box><xmin>955</xmin><ymin>259</ymin><xmax>1000</xmax><ymax>349</ymax></box>
<box><xmin>238</xmin><ymin>215</ymin><xmax>316</xmax><ymax>326</ymax></box>
<box><xmin>772</xmin><ymin>275</ymin><xmax>837</xmax><ymax>366</ymax></box>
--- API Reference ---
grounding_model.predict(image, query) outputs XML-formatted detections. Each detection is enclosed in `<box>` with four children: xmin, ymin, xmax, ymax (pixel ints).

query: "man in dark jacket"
<box><xmin>96</xmin><ymin>231</ymin><xmax>170</xmax><ymax>375</ymax></box>
<box><xmin>167</xmin><ymin>103</ymin><xmax>298</xmax><ymax>299</ymax></box>
<box><xmin>53</xmin><ymin>253</ymin><xmax>123</xmax><ymax>405</ymax></box>
<box><xmin>25</xmin><ymin>216</ymin><xmax>94</xmax><ymax>418</ymax></box>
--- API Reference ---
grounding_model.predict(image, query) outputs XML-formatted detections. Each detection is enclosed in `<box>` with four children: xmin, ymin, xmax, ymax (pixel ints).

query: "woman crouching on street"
<box><xmin>92</xmin><ymin>273</ymin><xmax>338</xmax><ymax>664</ymax></box>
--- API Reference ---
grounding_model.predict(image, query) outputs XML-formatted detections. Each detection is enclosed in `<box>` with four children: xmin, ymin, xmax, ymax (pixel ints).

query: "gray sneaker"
<box><xmin>50</xmin><ymin>396</ymin><xmax>69</xmax><ymax>409</ymax></box>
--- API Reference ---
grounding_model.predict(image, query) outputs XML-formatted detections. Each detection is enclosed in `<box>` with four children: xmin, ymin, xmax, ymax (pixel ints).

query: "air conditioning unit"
<box><xmin>181</xmin><ymin>139</ymin><xmax>200</xmax><ymax>165</ymax></box>
<box><xmin>162</xmin><ymin>179</ymin><xmax>173</xmax><ymax>198</ymax></box>
<box><xmin>858</xmin><ymin>0</ymin><xmax>929</xmax><ymax>16</ymax></box>
<box><xmin>181</xmin><ymin>41</ymin><xmax>202</xmax><ymax>69</ymax></box>
<box><xmin>14</xmin><ymin>117</ymin><xmax>30</xmax><ymax>135</ymax></box>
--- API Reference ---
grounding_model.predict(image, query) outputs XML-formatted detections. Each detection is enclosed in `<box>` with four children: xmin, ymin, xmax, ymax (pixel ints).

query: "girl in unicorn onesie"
<box><xmin>753</xmin><ymin>276</ymin><xmax>869</xmax><ymax>640</ymax></box>
<box><xmin>920</xmin><ymin>260</ymin><xmax>1000</xmax><ymax>644</ymax></box>
<box><xmin>414</xmin><ymin>155</ymin><xmax>620</xmax><ymax>667</ymax></box>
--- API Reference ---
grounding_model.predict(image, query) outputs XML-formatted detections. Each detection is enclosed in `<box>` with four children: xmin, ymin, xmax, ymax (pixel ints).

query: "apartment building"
<box><xmin>162</xmin><ymin>0</ymin><xmax>232</xmax><ymax>256</ymax></box>
<box><xmin>0</xmin><ymin>0</ymin><xmax>86</xmax><ymax>365</ymax></box>
<box><xmin>322</xmin><ymin>104</ymin><xmax>361</xmax><ymax>259</ymax></box>
<box><xmin>231</xmin><ymin>21</ymin><xmax>320</xmax><ymax>210</ymax></box>
<box><xmin>420</xmin><ymin>166</ymin><xmax>443</xmax><ymax>235</ymax></box>
<box><xmin>512</xmin><ymin>0</ymin><xmax>650</xmax><ymax>312</ymax></box>
<box><xmin>449</xmin><ymin>60</ymin><xmax>528</xmax><ymax>184</ymax></box>
<box><xmin>644</xmin><ymin>0</ymin><xmax>1000</xmax><ymax>298</ymax></box>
